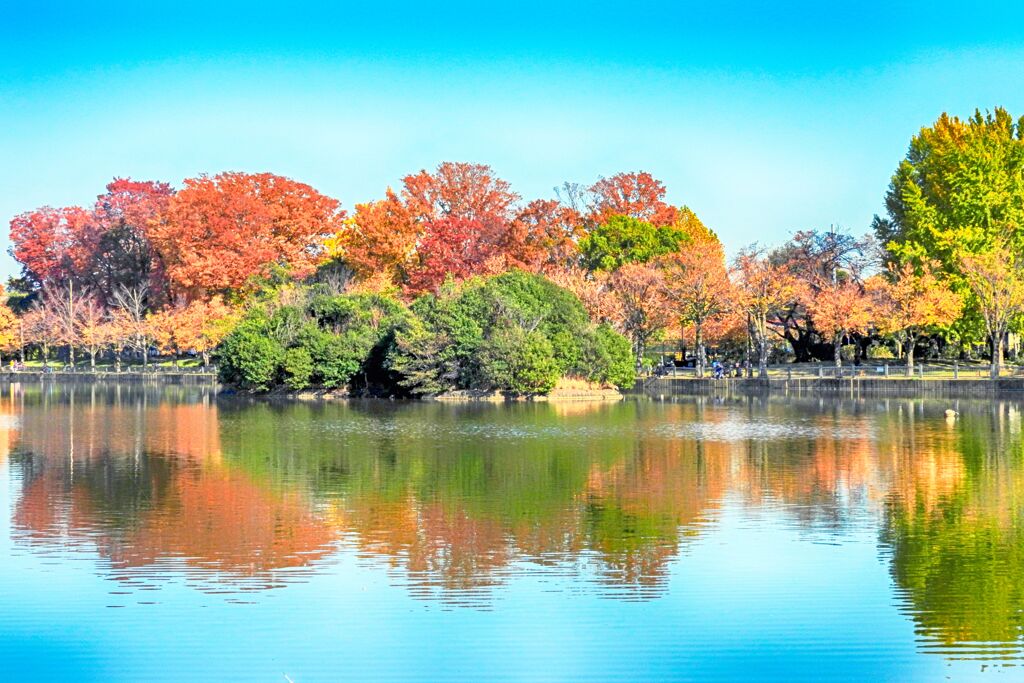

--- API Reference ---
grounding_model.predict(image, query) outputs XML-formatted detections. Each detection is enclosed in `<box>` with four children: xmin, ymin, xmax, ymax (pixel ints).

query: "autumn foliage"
<box><xmin>6</xmin><ymin>153</ymin><xmax>1003</xmax><ymax>376</ymax></box>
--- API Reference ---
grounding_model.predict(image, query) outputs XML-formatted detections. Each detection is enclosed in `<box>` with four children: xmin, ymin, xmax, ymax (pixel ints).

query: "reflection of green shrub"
<box><xmin>282</xmin><ymin>347</ymin><xmax>314</xmax><ymax>391</ymax></box>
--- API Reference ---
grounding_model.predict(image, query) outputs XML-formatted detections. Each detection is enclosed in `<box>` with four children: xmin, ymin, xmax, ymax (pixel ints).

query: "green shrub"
<box><xmin>583</xmin><ymin>324</ymin><xmax>636</xmax><ymax>388</ymax></box>
<box><xmin>282</xmin><ymin>347</ymin><xmax>314</xmax><ymax>391</ymax></box>
<box><xmin>478</xmin><ymin>327</ymin><xmax>560</xmax><ymax>395</ymax></box>
<box><xmin>217</xmin><ymin>315</ymin><xmax>284</xmax><ymax>392</ymax></box>
<box><xmin>867</xmin><ymin>344</ymin><xmax>896</xmax><ymax>360</ymax></box>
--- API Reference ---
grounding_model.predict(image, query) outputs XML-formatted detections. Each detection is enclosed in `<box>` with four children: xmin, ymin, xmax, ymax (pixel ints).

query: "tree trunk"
<box><xmin>757</xmin><ymin>335</ymin><xmax>769</xmax><ymax>379</ymax></box>
<box><xmin>41</xmin><ymin>344</ymin><xmax>49</xmax><ymax>369</ymax></box>
<box><xmin>992</xmin><ymin>331</ymin><xmax>1004</xmax><ymax>380</ymax></box>
<box><xmin>90</xmin><ymin>350</ymin><xmax>96</xmax><ymax>369</ymax></box>
<box><xmin>634</xmin><ymin>336</ymin><xmax>645</xmax><ymax>374</ymax></box>
<box><xmin>115</xmin><ymin>351</ymin><xmax>121</xmax><ymax>373</ymax></box>
<box><xmin>833</xmin><ymin>334</ymin><xmax>843</xmax><ymax>369</ymax></box>
<box><xmin>905</xmin><ymin>333</ymin><xmax>915</xmax><ymax>377</ymax></box>
<box><xmin>202</xmin><ymin>351</ymin><xmax>210</xmax><ymax>369</ymax></box>
<box><xmin>695</xmin><ymin>321</ymin><xmax>705</xmax><ymax>378</ymax></box>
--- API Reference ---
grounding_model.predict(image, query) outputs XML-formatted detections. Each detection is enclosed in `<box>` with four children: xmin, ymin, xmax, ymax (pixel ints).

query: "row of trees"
<box><xmin>2</xmin><ymin>282</ymin><xmax>234</xmax><ymax>369</ymax></box>
<box><xmin>7</xmin><ymin>107</ymin><xmax>1024</xmax><ymax>383</ymax></box>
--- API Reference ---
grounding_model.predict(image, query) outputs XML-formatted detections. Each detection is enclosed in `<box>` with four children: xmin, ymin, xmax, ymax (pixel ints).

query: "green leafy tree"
<box><xmin>876</xmin><ymin>108</ymin><xmax>1024</xmax><ymax>345</ymax></box>
<box><xmin>578</xmin><ymin>215</ymin><xmax>686</xmax><ymax>272</ymax></box>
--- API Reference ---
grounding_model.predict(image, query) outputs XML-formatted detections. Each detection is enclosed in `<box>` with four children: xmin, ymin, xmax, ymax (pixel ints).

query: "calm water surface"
<box><xmin>1</xmin><ymin>383</ymin><xmax>1022</xmax><ymax>681</ymax></box>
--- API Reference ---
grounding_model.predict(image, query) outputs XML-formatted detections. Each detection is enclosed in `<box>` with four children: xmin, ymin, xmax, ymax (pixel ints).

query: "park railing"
<box><xmin>639</xmin><ymin>360</ymin><xmax>1024</xmax><ymax>380</ymax></box>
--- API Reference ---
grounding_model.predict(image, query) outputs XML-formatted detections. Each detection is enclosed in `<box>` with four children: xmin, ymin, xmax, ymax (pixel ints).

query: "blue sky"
<box><xmin>2</xmin><ymin>1</ymin><xmax>1024</xmax><ymax>279</ymax></box>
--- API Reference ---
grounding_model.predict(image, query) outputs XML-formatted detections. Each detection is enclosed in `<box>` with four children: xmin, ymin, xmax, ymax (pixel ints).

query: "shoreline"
<box><xmin>635</xmin><ymin>376</ymin><xmax>1024</xmax><ymax>398</ymax></box>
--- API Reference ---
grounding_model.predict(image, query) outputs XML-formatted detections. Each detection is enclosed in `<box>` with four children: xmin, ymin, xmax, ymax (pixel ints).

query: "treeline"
<box><xmin>6</xmin><ymin>107</ymin><xmax>1024</xmax><ymax>386</ymax></box>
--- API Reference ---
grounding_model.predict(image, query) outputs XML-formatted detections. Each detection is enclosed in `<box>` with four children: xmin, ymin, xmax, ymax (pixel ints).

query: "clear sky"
<box><xmin>2</xmin><ymin>1</ymin><xmax>1024</xmax><ymax>279</ymax></box>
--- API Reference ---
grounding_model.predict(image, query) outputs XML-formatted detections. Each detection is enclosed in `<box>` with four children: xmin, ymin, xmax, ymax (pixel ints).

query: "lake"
<box><xmin>0</xmin><ymin>382</ymin><xmax>1021</xmax><ymax>681</ymax></box>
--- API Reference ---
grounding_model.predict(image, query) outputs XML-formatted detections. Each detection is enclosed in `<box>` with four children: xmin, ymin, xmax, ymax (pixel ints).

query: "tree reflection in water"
<box><xmin>6</xmin><ymin>383</ymin><xmax>1024</xmax><ymax>661</ymax></box>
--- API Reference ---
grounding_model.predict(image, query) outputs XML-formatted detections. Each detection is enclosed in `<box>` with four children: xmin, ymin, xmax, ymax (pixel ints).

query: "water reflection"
<box><xmin>5</xmin><ymin>383</ymin><xmax>1024</xmax><ymax>663</ymax></box>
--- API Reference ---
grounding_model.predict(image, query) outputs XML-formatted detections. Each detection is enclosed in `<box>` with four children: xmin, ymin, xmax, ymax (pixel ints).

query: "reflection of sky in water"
<box><xmin>0</xmin><ymin>384</ymin><xmax>1018</xmax><ymax>681</ymax></box>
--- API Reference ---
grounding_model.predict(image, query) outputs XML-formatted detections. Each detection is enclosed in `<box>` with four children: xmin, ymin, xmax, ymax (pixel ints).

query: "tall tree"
<box><xmin>866</xmin><ymin>262</ymin><xmax>963</xmax><ymax>375</ymax></box>
<box><xmin>732</xmin><ymin>248</ymin><xmax>801</xmax><ymax>378</ymax></box>
<box><xmin>579</xmin><ymin>215</ymin><xmax>686</xmax><ymax>272</ymax></box>
<box><xmin>590</xmin><ymin>172</ymin><xmax>677</xmax><ymax>226</ymax></box>
<box><xmin>9</xmin><ymin>206</ymin><xmax>94</xmax><ymax>287</ymax></box>
<box><xmin>401</xmin><ymin>162</ymin><xmax>519</xmax><ymax>227</ymax></box>
<box><xmin>609</xmin><ymin>263</ymin><xmax>673</xmax><ymax>372</ymax></box>
<box><xmin>803</xmin><ymin>277</ymin><xmax>874</xmax><ymax>369</ymax></box>
<box><xmin>151</xmin><ymin>172</ymin><xmax>343</xmax><ymax>297</ymax></box>
<box><xmin>655</xmin><ymin>243</ymin><xmax>733</xmax><ymax>377</ymax></box>
<box><xmin>877</xmin><ymin>108</ymin><xmax>1024</xmax><ymax>267</ymax></box>
<box><xmin>87</xmin><ymin>178</ymin><xmax>173</xmax><ymax>305</ymax></box>
<box><xmin>959</xmin><ymin>244</ymin><xmax>1024</xmax><ymax>379</ymax></box>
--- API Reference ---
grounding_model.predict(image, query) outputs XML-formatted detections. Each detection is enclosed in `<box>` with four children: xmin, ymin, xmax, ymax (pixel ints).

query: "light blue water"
<box><xmin>0</xmin><ymin>383</ymin><xmax>1019</xmax><ymax>681</ymax></box>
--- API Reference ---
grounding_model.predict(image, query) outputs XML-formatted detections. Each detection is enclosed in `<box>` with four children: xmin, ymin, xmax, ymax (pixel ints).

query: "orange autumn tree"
<box><xmin>866</xmin><ymin>262</ymin><xmax>962</xmax><ymax>376</ymax></box>
<box><xmin>326</xmin><ymin>189</ymin><xmax>418</xmax><ymax>283</ymax></box>
<box><xmin>610</xmin><ymin>263</ymin><xmax>673</xmax><ymax>371</ymax></box>
<box><xmin>502</xmin><ymin>199</ymin><xmax>583</xmax><ymax>273</ymax></box>
<box><xmin>655</xmin><ymin>242</ymin><xmax>733</xmax><ymax>377</ymax></box>
<box><xmin>151</xmin><ymin>172</ymin><xmax>343</xmax><ymax>299</ymax></box>
<box><xmin>803</xmin><ymin>277</ymin><xmax>874</xmax><ymax>369</ymax></box>
<box><xmin>732</xmin><ymin>247</ymin><xmax>802</xmax><ymax>378</ymax></box>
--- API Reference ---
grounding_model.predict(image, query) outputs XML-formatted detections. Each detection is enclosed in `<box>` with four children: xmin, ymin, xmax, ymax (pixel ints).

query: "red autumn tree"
<box><xmin>590</xmin><ymin>172</ymin><xmax>678</xmax><ymax>227</ymax></box>
<box><xmin>502</xmin><ymin>199</ymin><xmax>583</xmax><ymax>273</ymax></box>
<box><xmin>405</xmin><ymin>217</ymin><xmax>505</xmax><ymax>295</ymax></box>
<box><xmin>88</xmin><ymin>178</ymin><xmax>174</xmax><ymax>304</ymax></box>
<box><xmin>9</xmin><ymin>206</ymin><xmax>95</xmax><ymax>286</ymax></box>
<box><xmin>151</xmin><ymin>172</ymin><xmax>343</xmax><ymax>298</ymax></box>
<box><xmin>401</xmin><ymin>162</ymin><xmax>519</xmax><ymax>227</ymax></box>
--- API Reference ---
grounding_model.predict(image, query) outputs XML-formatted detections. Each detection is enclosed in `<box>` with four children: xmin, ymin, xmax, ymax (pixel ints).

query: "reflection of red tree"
<box><xmin>12</xmin><ymin>400</ymin><xmax>334</xmax><ymax>579</ymax></box>
<box><xmin>104</xmin><ymin>470</ymin><xmax>334</xmax><ymax>574</ymax></box>
<box><xmin>338</xmin><ymin>498</ymin><xmax>511</xmax><ymax>595</ymax></box>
